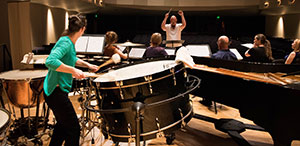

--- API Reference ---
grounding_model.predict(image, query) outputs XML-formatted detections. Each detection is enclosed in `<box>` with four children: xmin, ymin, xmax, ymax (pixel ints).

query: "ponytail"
<box><xmin>62</xmin><ymin>14</ymin><xmax>87</xmax><ymax>36</ymax></box>
<box><xmin>265</xmin><ymin>40</ymin><xmax>273</xmax><ymax>61</ymax></box>
<box><xmin>255</xmin><ymin>34</ymin><xmax>273</xmax><ymax>61</ymax></box>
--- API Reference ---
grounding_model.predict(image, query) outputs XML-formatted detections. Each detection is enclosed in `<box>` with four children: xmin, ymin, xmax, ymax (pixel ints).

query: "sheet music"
<box><xmin>86</xmin><ymin>36</ymin><xmax>104</xmax><ymax>53</ymax></box>
<box><xmin>241</xmin><ymin>43</ymin><xmax>253</xmax><ymax>49</ymax></box>
<box><xmin>21</xmin><ymin>54</ymin><xmax>48</xmax><ymax>64</ymax></box>
<box><xmin>186</xmin><ymin>45</ymin><xmax>211</xmax><ymax>57</ymax></box>
<box><xmin>75</xmin><ymin>36</ymin><xmax>89</xmax><ymax>52</ymax></box>
<box><xmin>229</xmin><ymin>48</ymin><xmax>243</xmax><ymax>60</ymax></box>
<box><xmin>165</xmin><ymin>49</ymin><xmax>175</xmax><ymax>55</ymax></box>
<box><xmin>129</xmin><ymin>48</ymin><xmax>146</xmax><ymax>59</ymax></box>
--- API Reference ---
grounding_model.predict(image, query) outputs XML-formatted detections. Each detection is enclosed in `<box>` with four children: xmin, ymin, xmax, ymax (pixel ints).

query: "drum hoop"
<box><xmin>85</xmin><ymin>75</ymin><xmax>200</xmax><ymax>114</ymax></box>
<box><xmin>102</xmin><ymin>107</ymin><xmax>193</xmax><ymax>138</ymax></box>
<box><xmin>0</xmin><ymin>77</ymin><xmax>45</xmax><ymax>82</ymax></box>
<box><xmin>0</xmin><ymin>108</ymin><xmax>11</xmax><ymax>133</ymax></box>
<box><xmin>98</xmin><ymin>67</ymin><xmax>185</xmax><ymax>90</ymax></box>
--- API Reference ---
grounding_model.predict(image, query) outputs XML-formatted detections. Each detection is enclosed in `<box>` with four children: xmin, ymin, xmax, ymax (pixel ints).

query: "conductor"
<box><xmin>161</xmin><ymin>10</ymin><xmax>186</xmax><ymax>48</ymax></box>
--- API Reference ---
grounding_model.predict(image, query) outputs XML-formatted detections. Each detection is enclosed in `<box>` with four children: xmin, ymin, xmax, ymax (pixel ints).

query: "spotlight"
<box><xmin>264</xmin><ymin>1</ymin><xmax>270</xmax><ymax>8</ymax></box>
<box><xmin>98</xmin><ymin>0</ymin><xmax>103</xmax><ymax>6</ymax></box>
<box><xmin>277</xmin><ymin>0</ymin><xmax>281</xmax><ymax>6</ymax></box>
<box><xmin>288</xmin><ymin>0</ymin><xmax>296</xmax><ymax>5</ymax></box>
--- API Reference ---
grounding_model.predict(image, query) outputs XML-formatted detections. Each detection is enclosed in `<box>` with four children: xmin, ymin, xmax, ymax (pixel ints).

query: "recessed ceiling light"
<box><xmin>288</xmin><ymin>0</ymin><xmax>296</xmax><ymax>5</ymax></box>
<box><xmin>277</xmin><ymin>0</ymin><xmax>282</xmax><ymax>6</ymax></box>
<box><xmin>264</xmin><ymin>1</ymin><xmax>270</xmax><ymax>8</ymax></box>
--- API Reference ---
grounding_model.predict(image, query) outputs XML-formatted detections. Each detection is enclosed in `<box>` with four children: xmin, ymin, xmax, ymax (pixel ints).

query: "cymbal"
<box><xmin>114</xmin><ymin>41</ymin><xmax>145</xmax><ymax>47</ymax></box>
<box><xmin>162</xmin><ymin>40</ymin><xmax>185</xmax><ymax>44</ymax></box>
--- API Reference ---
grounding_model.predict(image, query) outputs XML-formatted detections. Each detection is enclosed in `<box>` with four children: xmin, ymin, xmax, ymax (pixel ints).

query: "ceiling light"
<box><xmin>264</xmin><ymin>1</ymin><xmax>270</xmax><ymax>8</ymax></box>
<box><xmin>277</xmin><ymin>0</ymin><xmax>282</xmax><ymax>6</ymax></box>
<box><xmin>288</xmin><ymin>0</ymin><xmax>296</xmax><ymax>5</ymax></box>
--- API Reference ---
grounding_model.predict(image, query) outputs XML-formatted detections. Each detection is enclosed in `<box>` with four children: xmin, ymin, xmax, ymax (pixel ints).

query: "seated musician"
<box><xmin>211</xmin><ymin>35</ymin><xmax>237</xmax><ymax>60</ymax></box>
<box><xmin>103</xmin><ymin>31</ymin><xmax>128</xmax><ymax>59</ymax></box>
<box><xmin>201</xmin><ymin>36</ymin><xmax>237</xmax><ymax>107</ymax></box>
<box><xmin>244</xmin><ymin>34</ymin><xmax>274</xmax><ymax>63</ymax></box>
<box><xmin>144</xmin><ymin>33</ymin><xmax>168</xmax><ymax>58</ymax></box>
<box><xmin>285</xmin><ymin>39</ymin><xmax>300</xmax><ymax>64</ymax></box>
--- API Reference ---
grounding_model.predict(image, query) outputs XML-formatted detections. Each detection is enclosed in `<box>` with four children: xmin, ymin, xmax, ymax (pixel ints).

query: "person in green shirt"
<box><xmin>43</xmin><ymin>15</ymin><xmax>97</xmax><ymax>146</ymax></box>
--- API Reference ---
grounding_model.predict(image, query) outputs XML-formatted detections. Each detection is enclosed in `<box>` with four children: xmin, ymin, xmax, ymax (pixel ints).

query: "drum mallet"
<box><xmin>96</xmin><ymin>53</ymin><xmax>121</xmax><ymax>72</ymax></box>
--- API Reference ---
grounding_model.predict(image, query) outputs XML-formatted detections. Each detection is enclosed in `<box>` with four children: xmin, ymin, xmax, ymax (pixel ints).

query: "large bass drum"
<box><xmin>93</xmin><ymin>60</ymin><xmax>193</xmax><ymax>142</ymax></box>
<box><xmin>0</xmin><ymin>69</ymin><xmax>47</xmax><ymax>108</ymax></box>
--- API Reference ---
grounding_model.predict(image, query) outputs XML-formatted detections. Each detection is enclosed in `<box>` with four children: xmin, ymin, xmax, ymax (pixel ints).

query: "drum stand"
<box><xmin>132</xmin><ymin>102</ymin><xmax>147</xmax><ymax>146</ymax></box>
<box><xmin>3</xmin><ymin>82</ymin><xmax>52</xmax><ymax>146</ymax></box>
<box><xmin>78</xmin><ymin>80</ymin><xmax>101</xmax><ymax>145</ymax></box>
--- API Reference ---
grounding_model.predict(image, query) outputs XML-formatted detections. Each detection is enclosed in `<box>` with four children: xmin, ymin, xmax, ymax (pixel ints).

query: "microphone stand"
<box><xmin>132</xmin><ymin>102</ymin><xmax>145</xmax><ymax>146</ymax></box>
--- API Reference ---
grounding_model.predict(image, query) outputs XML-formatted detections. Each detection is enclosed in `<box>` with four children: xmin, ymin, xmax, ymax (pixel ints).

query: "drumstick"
<box><xmin>96</xmin><ymin>53</ymin><xmax>121</xmax><ymax>72</ymax></box>
<box><xmin>167</xmin><ymin>8</ymin><xmax>172</xmax><ymax>14</ymax></box>
<box><xmin>83</xmin><ymin>72</ymin><xmax>103</xmax><ymax>78</ymax></box>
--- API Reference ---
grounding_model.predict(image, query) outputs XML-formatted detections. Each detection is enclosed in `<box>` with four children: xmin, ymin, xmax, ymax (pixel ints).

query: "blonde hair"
<box><xmin>255</xmin><ymin>34</ymin><xmax>273</xmax><ymax>60</ymax></box>
<box><xmin>293</xmin><ymin>39</ymin><xmax>300</xmax><ymax>52</ymax></box>
<box><xmin>105</xmin><ymin>31</ymin><xmax>118</xmax><ymax>45</ymax></box>
<box><xmin>150</xmin><ymin>33</ymin><xmax>162</xmax><ymax>47</ymax></box>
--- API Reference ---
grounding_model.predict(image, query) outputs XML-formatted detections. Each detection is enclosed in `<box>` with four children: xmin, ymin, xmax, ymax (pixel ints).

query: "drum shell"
<box><xmin>96</xmin><ymin>62</ymin><xmax>192</xmax><ymax>142</ymax></box>
<box><xmin>2</xmin><ymin>77</ymin><xmax>44</xmax><ymax>108</ymax></box>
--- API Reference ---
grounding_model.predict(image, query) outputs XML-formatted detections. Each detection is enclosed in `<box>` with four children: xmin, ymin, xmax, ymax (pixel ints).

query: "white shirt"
<box><xmin>165</xmin><ymin>23</ymin><xmax>182</xmax><ymax>48</ymax></box>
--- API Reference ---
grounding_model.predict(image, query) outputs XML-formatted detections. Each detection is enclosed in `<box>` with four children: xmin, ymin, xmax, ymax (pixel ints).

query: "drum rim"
<box><xmin>94</xmin><ymin>60</ymin><xmax>178</xmax><ymax>83</ymax></box>
<box><xmin>0</xmin><ymin>108</ymin><xmax>11</xmax><ymax>134</ymax></box>
<box><xmin>102</xmin><ymin>107</ymin><xmax>193</xmax><ymax>138</ymax></box>
<box><xmin>1</xmin><ymin>76</ymin><xmax>46</xmax><ymax>81</ymax></box>
<box><xmin>97</xmin><ymin>67</ymin><xmax>185</xmax><ymax>90</ymax></box>
<box><xmin>0</xmin><ymin>69</ymin><xmax>47</xmax><ymax>81</ymax></box>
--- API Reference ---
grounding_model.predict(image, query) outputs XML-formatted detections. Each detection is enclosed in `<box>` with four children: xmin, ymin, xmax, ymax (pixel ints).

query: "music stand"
<box><xmin>163</xmin><ymin>40</ymin><xmax>185</xmax><ymax>49</ymax></box>
<box><xmin>75</xmin><ymin>34</ymin><xmax>105</xmax><ymax>55</ymax></box>
<box><xmin>114</xmin><ymin>41</ymin><xmax>145</xmax><ymax>60</ymax></box>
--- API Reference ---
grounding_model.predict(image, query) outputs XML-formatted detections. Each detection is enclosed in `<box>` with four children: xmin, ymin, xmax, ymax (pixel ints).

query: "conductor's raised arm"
<box><xmin>178</xmin><ymin>10</ymin><xmax>186</xmax><ymax>30</ymax></box>
<box><xmin>161</xmin><ymin>12</ymin><xmax>169</xmax><ymax>31</ymax></box>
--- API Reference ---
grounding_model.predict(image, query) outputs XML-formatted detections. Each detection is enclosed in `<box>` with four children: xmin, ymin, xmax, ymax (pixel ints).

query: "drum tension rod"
<box><xmin>155</xmin><ymin>118</ymin><xmax>165</xmax><ymax>138</ymax></box>
<box><xmin>115</xmin><ymin>81</ymin><xmax>124</xmax><ymax>99</ymax></box>
<box><xmin>184</xmin><ymin>69</ymin><xmax>188</xmax><ymax>78</ymax></box>
<box><xmin>170</xmin><ymin>68</ymin><xmax>177</xmax><ymax>86</ymax></box>
<box><xmin>178</xmin><ymin>108</ymin><xmax>186</xmax><ymax>128</ymax></box>
<box><xmin>127</xmin><ymin>123</ymin><xmax>135</xmax><ymax>144</ymax></box>
<box><xmin>144</xmin><ymin>76</ymin><xmax>153</xmax><ymax>94</ymax></box>
<box><xmin>105</xmin><ymin>125</ymin><xmax>112</xmax><ymax>140</ymax></box>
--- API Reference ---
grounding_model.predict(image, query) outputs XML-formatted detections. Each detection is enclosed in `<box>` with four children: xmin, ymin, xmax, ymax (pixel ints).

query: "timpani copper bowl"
<box><xmin>0</xmin><ymin>69</ymin><xmax>47</xmax><ymax>108</ymax></box>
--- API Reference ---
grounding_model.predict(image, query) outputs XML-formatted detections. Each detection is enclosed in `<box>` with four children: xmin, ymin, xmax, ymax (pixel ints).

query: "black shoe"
<box><xmin>200</xmin><ymin>99</ymin><xmax>212</xmax><ymax>107</ymax></box>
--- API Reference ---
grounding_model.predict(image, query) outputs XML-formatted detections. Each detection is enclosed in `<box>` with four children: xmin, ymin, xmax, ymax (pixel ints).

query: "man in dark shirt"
<box><xmin>201</xmin><ymin>36</ymin><xmax>237</xmax><ymax>107</ymax></box>
<box><xmin>211</xmin><ymin>35</ymin><xmax>237</xmax><ymax>60</ymax></box>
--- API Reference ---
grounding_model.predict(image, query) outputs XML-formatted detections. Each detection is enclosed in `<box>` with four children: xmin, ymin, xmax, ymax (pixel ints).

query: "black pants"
<box><xmin>44</xmin><ymin>87</ymin><xmax>80</xmax><ymax>146</ymax></box>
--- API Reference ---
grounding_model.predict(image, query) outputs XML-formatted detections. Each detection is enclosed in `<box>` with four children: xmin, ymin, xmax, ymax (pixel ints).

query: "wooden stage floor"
<box><xmin>2</xmin><ymin>93</ymin><xmax>300</xmax><ymax>146</ymax></box>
